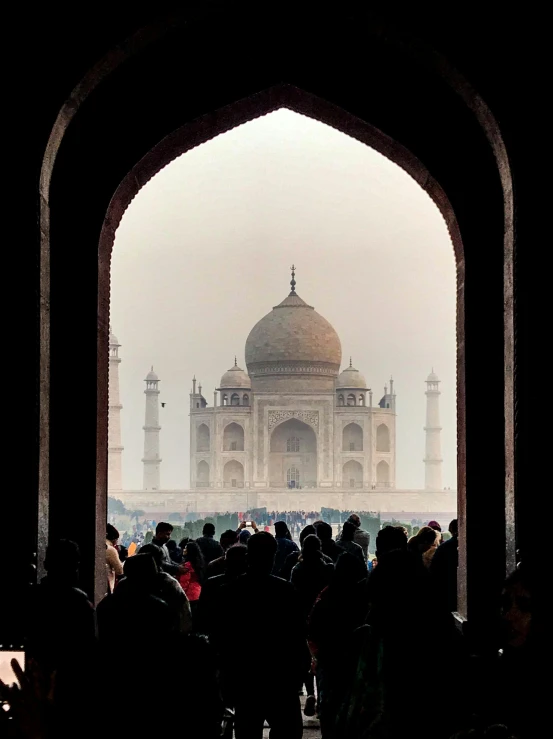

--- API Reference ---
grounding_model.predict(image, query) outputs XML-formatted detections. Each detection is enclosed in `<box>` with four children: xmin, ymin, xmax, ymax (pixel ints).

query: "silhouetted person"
<box><xmin>408</xmin><ymin>525</ymin><xmax>440</xmax><ymax>568</ymax></box>
<box><xmin>315</xmin><ymin>520</ymin><xmax>343</xmax><ymax>562</ymax></box>
<box><xmin>336</xmin><ymin>521</ymin><xmax>366</xmax><ymax>568</ymax></box>
<box><xmin>280</xmin><ymin>524</ymin><xmax>332</xmax><ymax>581</ymax></box>
<box><xmin>291</xmin><ymin>534</ymin><xmax>334</xmax><ymax>717</ymax></box>
<box><xmin>337</xmin><ymin>513</ymin><xmax>370</xmax><ymax>559</ymax></box>
<box><xmin>430</xmin><ymin>518</ymin><xmax>459</xmax><ymax>611</ymax></box>
<box><xmin>166</xmin><ymin>538</ymin><xmax>182</xmax><ymax>563</ymax></box>
<box><xmin>97</xmin><ymin>554</ymin><xmax>172</xmax><ymax>727</ymax></box>
<box><xmin>195</xmin><ymin>522</ymin><xmax>224</xmax><ymax>564</ymax></box>
<box><xmin>126</xmin><ymin>542</ymin><xmax>192</xmax><ymax>633</ymax></box>
<box><xmin>212</xmin><ymin>532</ymin><xmax>308</xmax><ymax>738</ymax></box>
<box><xmin>207</xmin><ymin>528</ymin><xmax>239</xmax><ymax>578</ymax></box>
<box><xmin>273</xmin><ymin>520</ymin><xmax>299</xmax><ymax>576</ymax></box>
<box><xmin>26</xmin><ymin>539</ymin><xmax>97</xmax><ymax>736</ymax></box>
<box><xmin>106</xmin><ymin>523</ymin><xmax>124</xmax><ymax>593</ymax></box>
<box><xmin>179</xmin><ymin>541</ymin><xmax>206</xmax><ymax>623</ymax></box>
<box><xmin>197</xmin><ymin>544</ymin><xmax>248</xmax><ymax>643</ymax></box>
<box><xmin>150</xmin><ymin>522</ymin><xmax>183</xmax><ymax>577</ymax></box>
<box><xmin>308</xmin><ymin>551</ymin><xmax>368</xmax><ymax>737</ymax></box>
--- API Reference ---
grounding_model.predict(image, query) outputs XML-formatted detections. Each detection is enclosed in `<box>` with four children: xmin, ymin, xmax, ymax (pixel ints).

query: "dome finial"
<box><xmin>289</xmin><ymin>264</ymin><xmax>296</xmax><ymax>295</ymax></box>
<box><xmin>234</xmin><ymin>356</ymin><xmax>237</xmax><ymax>367</ymax></box>
<box><xmin>349</xmin><ymin>356</ymin><xmax>352</xmax><ymax>368</ymax></box>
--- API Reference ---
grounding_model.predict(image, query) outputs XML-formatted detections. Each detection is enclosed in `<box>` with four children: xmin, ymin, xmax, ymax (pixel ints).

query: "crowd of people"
<box><xmin>0</xmin><ymin>514</ymin><xmax>539</xmax><ymax>739</ymax></box>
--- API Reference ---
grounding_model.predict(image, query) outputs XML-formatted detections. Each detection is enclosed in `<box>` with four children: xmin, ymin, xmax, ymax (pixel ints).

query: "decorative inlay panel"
<box><xmin>268</xmin><ymin>409</ymin><xmax>319</xmax><ymax>432</ymax></box>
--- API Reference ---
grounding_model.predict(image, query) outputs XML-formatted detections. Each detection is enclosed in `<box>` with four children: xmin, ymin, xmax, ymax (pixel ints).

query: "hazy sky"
<box><xmin>111</xmin><ymin>109</ymin><xmax>456</xmax><ymax>491</ymax></box>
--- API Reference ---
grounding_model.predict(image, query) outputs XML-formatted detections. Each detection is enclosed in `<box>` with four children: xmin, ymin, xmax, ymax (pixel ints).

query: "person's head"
<box><xmin>224</xmin><ymin>543</ymin><xmax>248</xmax><ymax>577</ymax></box>
<box><xmin>315</xmin><ymin>521</ymin><xmax>333</xmax><ymax>542</ymax></box>
<box><xmin>409</xmin><ymin>526</ymin><xmax>439</xmax><ymax>553</ymax></box>
<box><xmin>184</xmin><ymin>540</ymin><xmax>205</xmax><ymax>571</ymax></box>
<box><xmin>427</xmin><ymin>520</ymin><xmax>442</xmax><ymax>533</ymax></box>
<box><xmin>501</xmin><ymin>567</ymin><xmax>533</xmax><ymax>649</ymax></box>
<box><xmin>220</xmin><ymin>529</ymin><xmax>239</xmax><ymax>550</ymax></box>
<box><xmin>155</xmin><ymin>522</ymin><xmax>173</xmax><ymax>543</ymax></box>
<box><xmin>238</xmin><ymin>529</ymin><xmax>251</xmax><ymax>545</ymax></box>
<box><xmin>448</xmin><ymin>519</ymin><xmax>459</xmax><ymax>537</ymax></box>
<box><xmin>179</xmin><ymin>537</ymin><xmax>190</xmax><ymax>550</ymax></box>
<box><xmin>123</xmin><ymin>553</ymin><xmax>158</xmax><ymax>587</ymax></box>
<box><xmin>166</xmin><ymin>539</ymin><xmax>178</xmax><ymax>552</ymax></box>
<box><xmin>137</xmin><ymin>543</ymin><xmax>164</xmax><ymax>571</ymax></box>
<box><xmin>106</xmin><ymin>523</ymin><xmax>119</xmax><ymax>545</ymax></box>
<box><xmin>247</xmin><ymin>531</ymin><xmax>277</xmax><ymax>574</ymax></box>
<box><xmin>299</xmin><ymin>524</ymin><xmax>316</xmax><ymax>546</ymax></box>
<box><xmin>44</xmin><ymin>539</ymin><xmax>80</xmax><ymax>584</ymax></box>
<box><xmin>341</xmin><ymin>521</ymin><xmax>356</xmax><ymax>542</ymax></box>
<box><xmin>202</xmin><ymin>522</ymin><xmax>216</xmax><ymax>538</ymax></box>
<box><xmin>376</xmin><ymin>525</ymin><xmax>408</xmax><ymax>559</ymax></box>
<box><xmin>300</xmin><ymin>534</ymin><xmax>322</xmax><ymax>560</ymax></box>
<box><xmin>334</xmin><ymin>550</ymin><xmax>367</xmax><ymax>587</ymax></box>
<box><xmin>395</xmin><ymin>525</ymin><xmax>409</xmax><ymax>538</ymax></box>
<box><xmin>347</xmin><ymin>514</ymin><xmax>361</xmax><ymax>529</ymax></box>
<box><xmin>274</xmin><ymin>521</ymin><xmax>290</xmax><ymax>539</ymax></box>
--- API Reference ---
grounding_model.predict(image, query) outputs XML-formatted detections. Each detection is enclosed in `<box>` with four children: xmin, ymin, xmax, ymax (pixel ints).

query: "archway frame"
<box><xmin>38</xmin><ymin>19</ymin><xmax>515</xmax><ymax>625</ymax></box>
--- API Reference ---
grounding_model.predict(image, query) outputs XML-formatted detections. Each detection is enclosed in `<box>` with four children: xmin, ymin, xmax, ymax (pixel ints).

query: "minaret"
<box><xmin>142</xmin><ymin>367</ymin><xmax>161</xmax><ymax>490</ymax></box>
<box><xmin>424</xmin><ymin>369</ymin><xmax>443</xmax><ymax>490</ymax></box>
<box><xmin>108</xmin><ymin>327</ymin><xmax>123</xmax><ymax>492</ymax></box>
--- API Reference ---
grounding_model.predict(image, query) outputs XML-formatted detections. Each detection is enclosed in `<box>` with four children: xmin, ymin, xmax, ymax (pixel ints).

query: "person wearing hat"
<box><xmin>273</xmin><ymin>520</ymin><xmax>299</xmax><ymax>576</ymax></box>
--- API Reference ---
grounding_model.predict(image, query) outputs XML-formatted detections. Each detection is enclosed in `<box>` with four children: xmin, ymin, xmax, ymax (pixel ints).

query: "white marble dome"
<box><xmin>245</xmin><ymin>292</ymin><xmax>342</xmax><ymax>376</ymax></box>
<box><xmin>337</xmin><ymin>363</ymin><xmax>368</xmax><ymax>389</ymax></box>
<box><xmin>219</xmin><ymin>363</ymin><xmax>251</xmax><ymax>389</ymax></box>
<box><xmin>145</xmin><ymin>367</ymin><xmax>158</xmax><ymax>382</ymax></box>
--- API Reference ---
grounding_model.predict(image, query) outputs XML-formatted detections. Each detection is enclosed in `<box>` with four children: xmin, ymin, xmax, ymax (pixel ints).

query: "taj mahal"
<box><xmin>109</xmin><ymin>269</ymin><xmax>456</xmax><ymax>522</ymax></box>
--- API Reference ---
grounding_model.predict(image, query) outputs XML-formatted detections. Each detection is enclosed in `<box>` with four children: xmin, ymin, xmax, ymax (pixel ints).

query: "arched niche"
<box><xmin>376</xmin><ymin>460</ymin><xmax>390</xmax><ymax>485</ymax></box>
<box><xmin>269</xmin><ymin>418</ymin><xmax>317</xmax><ymax>488</ymax></box>
<box><xmin>196</xmin><ymin>423</ymin><xmax>210</xmax><ymax>452</ymax></box>
<box><xmin>343</xmin><ymin>422</ymin><xmax>363</xmax><ymax>452</ymax></box>
<box><xmin>376</xmin><ymin>424</ymin><xmax>390</xmax><ymax>452</ymax></box>
<box><xmin>196</xmin><ymin>459</ymin><xmax>210</xmax><ymax>486</ymax></box>
<box><xmin>223</xmin><ymin>422</ymin><xmax>244</xmax><ymax>452</ymax></box>
<box><xmin>343</xmin><ymin>459</ymin><xmax>363</xmax><ymax>488</ymax></box>
<box><xmin>223</xmin><ymin>459</ymin><xmax>244</xmax><ymax>487</ymax></box>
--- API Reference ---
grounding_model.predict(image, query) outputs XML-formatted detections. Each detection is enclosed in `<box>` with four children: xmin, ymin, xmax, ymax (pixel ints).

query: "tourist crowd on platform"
<box><xmin>1</xmin><ymin>513</ymin><xmax>539</xmax><ymax>739</ymax></box>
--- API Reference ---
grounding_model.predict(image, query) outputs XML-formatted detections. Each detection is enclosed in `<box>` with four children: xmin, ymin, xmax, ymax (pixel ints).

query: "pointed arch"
<box><xmin>376</xmin><ymin>424</ymin><xmax>390</xmax><ymax>452</ymax></box>
<box><xmin>223</xmin><ymin>422</ymin><xmax>244</xmax><ymax>451</ymax></box>
<box><xmin>343</xmin><ymin>423</ymin><xmax>363</xmax><ymax>452</ymax></box>
<box><xmin>196</xmin><ymin>423</ymin><xmax>210</xmax><ymax>452</ymax></box>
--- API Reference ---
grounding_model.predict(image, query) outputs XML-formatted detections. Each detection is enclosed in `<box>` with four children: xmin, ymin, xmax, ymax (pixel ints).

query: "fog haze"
<box><xmin>111</xmin><ymin>109</ymin><xmax>456</xmax><ymax>490</ymax></box>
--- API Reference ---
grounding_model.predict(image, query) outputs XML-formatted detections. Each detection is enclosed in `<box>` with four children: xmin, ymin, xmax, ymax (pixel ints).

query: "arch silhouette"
<box><xmin>376</xmin><ymin>424</ymin><xmax>390</xmax><ymax>453</ymax></box>
<box><xmin>223</xmin><ymin>459</ymin><xmax>244</xmax><ymax>487</ymax></box>
<box><xmin>376</xmin><ymin>460</ymin><xmax>390</xmax><ymax>485</ymax></box>
<box><xmin>343</xmin><ymin>422</ymin><xmax>363</xmax><ymax>452</ymax></box>
<box><xmin>223</xmin><ymin>422</ymin><xmax>244</xmax><ymax>452</ymax></box>
<box><xmin>196</xmin><ymin>423</ymin><xmax>210</xmax><ymax>452</ymax></box>
<box><xmin>196</xmin><ymin>459</ymin><xmax>210</xmax><ymax>486</ymax></box>
<box><xmin>343</xmin><ymin>459</ymin><xmax>363</xmax><ymax>488</ymax></box>
<box><xmin>37</xmin><ymin>20</ymin><xmax>516</xmax><ymax>614</ymax></box>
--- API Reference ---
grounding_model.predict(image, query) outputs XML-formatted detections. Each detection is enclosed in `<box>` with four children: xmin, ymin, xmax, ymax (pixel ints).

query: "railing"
<box><xmin>341</xmin><ymin>481</ymin><xmax>364</xmax><ymax>489</ymax></box>
<box><xmin>371</xmin><ymin>482</ymin><xmax>392</xmax><ymax>489</ymax></box>
<box><xmin>195</xmin><ymin>481</ymin><xmax>212</xmax><ymax>488</ymax></box>
<box><xmin>223</xmin><ymin>482</ymin><xmax>245</xmax><ymax>488</ymax></box>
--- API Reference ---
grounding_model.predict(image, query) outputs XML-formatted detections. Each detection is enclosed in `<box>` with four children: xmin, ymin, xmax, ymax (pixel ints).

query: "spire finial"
<box><xmin>234</xmin><ymin>356</ymin><xmax>237</xmax><ymax>367</ymax></box>
<box><xmin>290</xmin><ymin>264</ymin><xmax>296</xmax><ymax>294</ymax></box>
<box><xmin>349</xmin><ymin>356</ymin><xmax>352</xmax><ymax>368</ymax></box>
<box><xmin>151</xmin><ymin>365</ymin><xmax>154</xmax><ymax>372</ymax></box>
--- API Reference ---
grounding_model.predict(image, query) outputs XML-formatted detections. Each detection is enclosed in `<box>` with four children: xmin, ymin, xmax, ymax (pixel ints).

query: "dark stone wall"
<box><xmin>2</xmin><ymin>4</ymin><xmax>545</xmax><ymax>643</ymax></box>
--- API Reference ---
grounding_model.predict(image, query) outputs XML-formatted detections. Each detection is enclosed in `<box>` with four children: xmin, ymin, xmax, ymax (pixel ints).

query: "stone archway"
<box><xmin>223</xmin><ymin>422</ymin><xmax>244</xmax><ymax>452</ymax></box>
<box><xmin>223</xmin><ymin>459</ymin><xmax>244</xmax><ymax>488</ymax></box>
<box><xmin>269</xmin><ymin>418</ymin><xmax>317</xmax><ymax>488</ymax></box>
<box><xmin>343</xmin><ymin>423</ymin><xmax>363</xmax><ymax>452</ymax></box>
<box><xmin>343</xmin><ymin>459</ymin><xmax>363</xmax><ymax>488</ymax></box>
<box><xmin>36</xmin><ymin>15</ymin><xmax>516</xmax><ymax>625</ymax></box>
